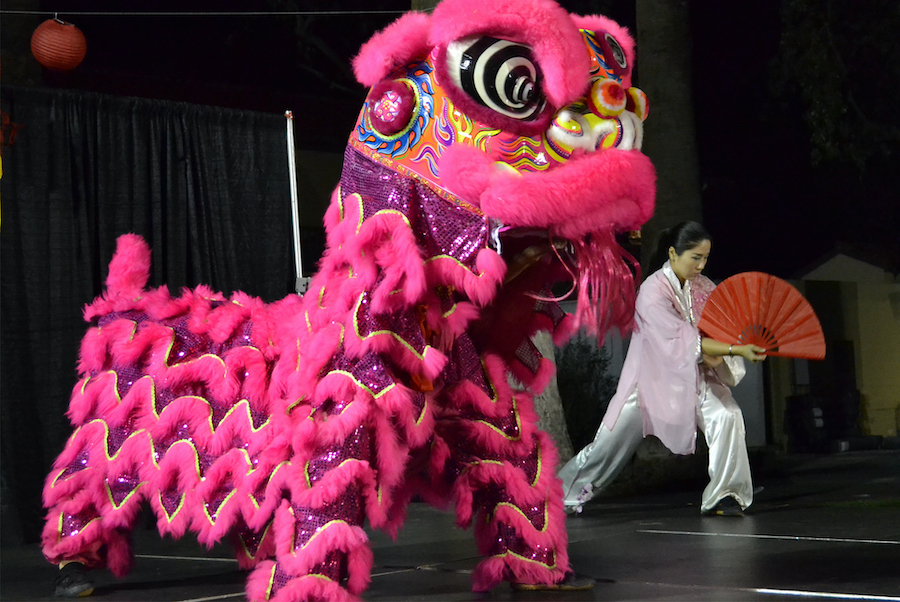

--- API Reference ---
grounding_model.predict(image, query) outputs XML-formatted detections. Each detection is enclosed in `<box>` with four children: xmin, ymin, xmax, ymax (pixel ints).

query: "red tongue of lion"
<box><xmin>569</xmin><ymin>230</ymin><xmax>640</xmax><ymax>339</ymax></box>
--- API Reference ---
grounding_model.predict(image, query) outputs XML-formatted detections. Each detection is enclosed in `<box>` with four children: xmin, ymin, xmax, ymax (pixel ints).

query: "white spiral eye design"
<box><xmin>446</xmin><ymin>36</ymin><xmax>546</xmax><ymax>121</ymax></box>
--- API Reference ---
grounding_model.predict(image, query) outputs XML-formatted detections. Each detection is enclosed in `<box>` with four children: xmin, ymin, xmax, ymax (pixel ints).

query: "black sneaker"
<box><xmin>510</xmin><ymin>571</ymin><xmax>594</xmax><ymax>591</ymax></box>
<box><xmin>54</xmin><ymin>562</ymin><xmax>94</xmax><ymax>597</ymax></box>
<box><xmin>702</xmin><ymin>496</ymin><xmax>743</xmax><ymax>517</ymax></box>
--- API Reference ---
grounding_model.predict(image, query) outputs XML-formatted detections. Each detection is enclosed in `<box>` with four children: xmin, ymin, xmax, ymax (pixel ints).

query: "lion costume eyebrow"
<box><xmin>354</xmin><ymin>0</ymin><xmax>596</xmax><ymax>110</ymax></box>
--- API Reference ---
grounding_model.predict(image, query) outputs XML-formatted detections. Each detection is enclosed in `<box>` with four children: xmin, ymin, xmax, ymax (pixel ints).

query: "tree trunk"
<box><xmin>635</xmin><ymin>0</ymin><xmax>703</xmax><ymax>266</ymax></box>
<box><xmin>530</xmin><ymin>331</ymin><xmax>575</xmax><ymax>464</ymax></box>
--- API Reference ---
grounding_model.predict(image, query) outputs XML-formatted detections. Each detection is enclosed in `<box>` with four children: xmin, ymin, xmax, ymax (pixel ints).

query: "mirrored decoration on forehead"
<box><xmin>445</xmin><ymin>36</ymin><xmax>548</xmax><ymax>129</ymax></box>
<box><xmin>367</xmin><ymin>79</ymin><xmax>418</xmax><ymax>137</ymax></box>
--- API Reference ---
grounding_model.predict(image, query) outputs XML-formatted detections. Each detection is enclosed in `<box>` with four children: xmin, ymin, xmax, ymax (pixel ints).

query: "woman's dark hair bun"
<box><xmin>648</xmin><ymin>221</ymin><xmax>711</xmax><ymax>273</ymax></box>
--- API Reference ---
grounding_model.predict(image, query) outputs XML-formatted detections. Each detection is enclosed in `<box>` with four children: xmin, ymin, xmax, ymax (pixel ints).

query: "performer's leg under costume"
<box><xmin>557</xmin><ymin>389</ymin><xmax>644</xmax><ymax>511</ymax></box>
<box><xmin>244</xmin><ymin>384</ymin><xmax>569</xmax><ymax>600</ymax></box>
<box><xmin>245</xmin><ymin>408</ymin><xmax>376</xmax><ymax>602</ymax></box>
<box><xmin>446</xmin><ymin>391</ymin><xmax>570</xmax><ymax>591</ymax></box>
<box><xmin>43</xmin><ymin>470</ymin><xmax>135</xmax><ymax>577</ymax></box>
<box><xmin>697</xmin><ymin>381</ymin><xmax>754</xmax><ymax>512</ymax></box>
<box><xmin>42</xmin><ymin>410</ymin><xmax>151</xmax><ymax>578</ymax></box>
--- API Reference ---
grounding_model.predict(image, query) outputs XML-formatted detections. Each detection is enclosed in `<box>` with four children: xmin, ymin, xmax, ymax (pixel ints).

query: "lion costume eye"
<box><xmin>445</xmin><ymin>36</ymin><xmax>546</xmax><ymax>121</ymax></box>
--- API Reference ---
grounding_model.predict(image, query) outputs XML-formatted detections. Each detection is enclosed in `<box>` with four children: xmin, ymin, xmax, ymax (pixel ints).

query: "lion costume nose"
<box><xmin>547</xmin><ymin>78</ymin><xmax>649</xmax><ymax>154</ymax></box>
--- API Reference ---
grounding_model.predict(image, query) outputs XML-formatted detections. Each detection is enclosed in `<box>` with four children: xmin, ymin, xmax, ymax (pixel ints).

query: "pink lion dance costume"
<box><xmin>41</xmin><ymin>0</ymin><xmax>655</xmax><ymax>600</ymax></box>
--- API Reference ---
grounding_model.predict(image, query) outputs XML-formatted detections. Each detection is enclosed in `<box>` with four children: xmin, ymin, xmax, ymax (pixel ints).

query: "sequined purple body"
<box><xmin>42</xmin><ymin>147</ymin><xmax>573</xmax><ymax>601</ymax></box>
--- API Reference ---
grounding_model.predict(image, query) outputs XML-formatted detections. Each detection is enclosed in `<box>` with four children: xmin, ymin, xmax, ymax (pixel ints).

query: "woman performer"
<box><xmin>559</xmin><ymin>221</ymin><xmax>766</xmax><ymax>516</ymax></box>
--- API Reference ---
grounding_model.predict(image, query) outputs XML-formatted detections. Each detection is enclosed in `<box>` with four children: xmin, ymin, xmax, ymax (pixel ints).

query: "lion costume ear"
<box><xmin>570</xmin><ymin>14</ymin><xmax>636</xmax><ymax>88</ymax></box>
<box><xmin>352</xmin><ymin>12</ymin><xmax>433</xmax><ymax>87</ymax></box>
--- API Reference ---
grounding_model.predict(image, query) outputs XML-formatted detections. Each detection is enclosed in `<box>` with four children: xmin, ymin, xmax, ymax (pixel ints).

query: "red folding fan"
<box><xmin>698</xmin><ymin>272</ymin><xmax>826</xmax><ymax>359</ymax></box>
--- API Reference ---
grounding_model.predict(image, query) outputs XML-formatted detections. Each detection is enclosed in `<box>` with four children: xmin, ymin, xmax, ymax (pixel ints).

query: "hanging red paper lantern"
<box><xmin>31</xmin><ymin>18</ymin><xmax>87</xmax><ymax>71</ymax></box>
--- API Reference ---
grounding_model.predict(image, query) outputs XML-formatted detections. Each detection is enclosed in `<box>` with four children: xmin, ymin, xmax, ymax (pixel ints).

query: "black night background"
<box><xmin>4</xmin><ymin>0</ymin><xmax>898</xmax><ymax>281</ymax></box>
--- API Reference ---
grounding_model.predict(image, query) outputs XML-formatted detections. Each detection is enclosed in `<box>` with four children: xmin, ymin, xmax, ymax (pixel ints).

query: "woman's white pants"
<box><xmin>558</xmin><ymin>383</ymin><xmax>753</xmax><ymax>513</ymax></box>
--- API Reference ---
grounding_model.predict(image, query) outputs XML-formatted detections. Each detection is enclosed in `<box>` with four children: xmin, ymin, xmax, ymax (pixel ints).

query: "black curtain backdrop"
<box><xmin>0</xmin><ymin>86</ymin><xmax>296</xmax><ymax>544</ymax></box>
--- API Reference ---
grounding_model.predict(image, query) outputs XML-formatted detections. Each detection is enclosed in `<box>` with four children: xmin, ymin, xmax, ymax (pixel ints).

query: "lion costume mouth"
<box><xmin>567</xmin><ymin>231</ymin><xmax>640</xmax><ymax>337</ymax></box>
<box><xmin>438</xmin><ymin>137</ymin><xmax>652</xmax><ymax>339</ymax></box>
<box><xmin>497</xmin><ymin>225</ymin><xmax>640</xmax><ymax>338</ymax></box>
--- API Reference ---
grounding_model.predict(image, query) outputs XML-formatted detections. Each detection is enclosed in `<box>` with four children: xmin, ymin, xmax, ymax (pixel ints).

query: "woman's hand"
<box><xmin>700</xmin><ymin>338</ymin><xmax>767</xmax><ymax>363</ymax></box>
<box><xmin>734</xmin><ymin>344</ymin><xmax>767</xmax><ymax>363</ymax></box>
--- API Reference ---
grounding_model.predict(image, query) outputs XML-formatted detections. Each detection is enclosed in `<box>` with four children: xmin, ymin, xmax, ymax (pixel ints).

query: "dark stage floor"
<box><xmin>3</xmin><ymin>450</ymin><xmax>898</xmax><ymax>601</ymax></box>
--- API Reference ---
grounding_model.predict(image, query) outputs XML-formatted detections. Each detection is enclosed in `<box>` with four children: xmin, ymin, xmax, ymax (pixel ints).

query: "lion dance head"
<box><xmin>350</xmin><ymin>0</ymin><xmax>655</xmax><ymax>337</ymax></box>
